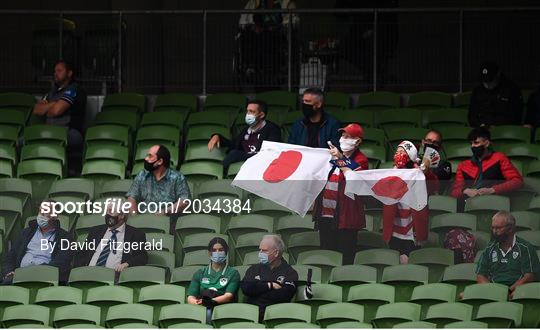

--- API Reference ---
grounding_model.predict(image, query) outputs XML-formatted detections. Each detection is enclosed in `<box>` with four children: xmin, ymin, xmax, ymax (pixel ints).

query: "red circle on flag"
<box><xmin>371</xmin><ymin>176</ymin><xmax>409</xmax><ymax>200</ymax></box>
<box><xmin>263</xmin><ymin>150</ymin><xmax>303</xmax><ymax>183</ymax></box>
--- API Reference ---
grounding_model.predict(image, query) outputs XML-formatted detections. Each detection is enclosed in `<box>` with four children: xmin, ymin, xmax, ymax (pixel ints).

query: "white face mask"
<box><xmin>339</xmin><ymin>137</ymin><xmax>358</xmax><ymax>152</ymax></box>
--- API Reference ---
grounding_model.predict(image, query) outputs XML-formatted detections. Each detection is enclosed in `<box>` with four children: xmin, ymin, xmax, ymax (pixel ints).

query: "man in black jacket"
<box><xmin>208</xmin><ymin>100</ymin><xmax>281</xmax><ymax>168</ymax></box>
<box><xmin>74</xmin><ymin>200</ymin><xmax>148</xmax><ymax>273</ymax></box>
<box><xmin>418</xmin><ymin>129</ymin><xmax>452</xmax><ymax>193</ymax></box>
<box><xmin>241</xmin><ymin>234</ymin><xmax>298</xmax><ymax>322</ymax></box>
<box><xmin>2</xmin><ymin>200</ymin><xmax>74</xmax><ymax>284</ymax></box>
<box><xmin>468</xmin><ymin>61</ymin><xmax>523</xmax><ymax>128</ymax></box>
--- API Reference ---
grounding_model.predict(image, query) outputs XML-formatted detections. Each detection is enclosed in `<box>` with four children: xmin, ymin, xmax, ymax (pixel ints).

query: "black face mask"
<box><xmin>302</xmin><ymin>102</ymin><xmax>316</xmax><ymax>119</ymax></box>
<box><xmin>471</xmin><ymin>146</ymin><xmax>486</xmax><ymax>159</ymax></box>
<box><xmin>144</xmin><ymin>159</ymin><xmax>158</xmax><ymax>172</ymax></box>
<box><xmin>105</xmin><ymin>214</ymin><xmax>120</xmax><ymax>227</ymax></box>
<box><xmin>492</xmin><ymin>232</ymin><xmax>509</xmax><ymax>243</ymax></box>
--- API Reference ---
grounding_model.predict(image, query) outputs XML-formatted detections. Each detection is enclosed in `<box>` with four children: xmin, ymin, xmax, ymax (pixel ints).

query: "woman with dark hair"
<box><xmin>187</xmin><ymin>237</ymin><xmax>240</xmax><ymax>321</ymax></box>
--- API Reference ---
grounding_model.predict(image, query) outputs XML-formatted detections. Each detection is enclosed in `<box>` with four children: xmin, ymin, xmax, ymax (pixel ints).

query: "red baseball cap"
<box><xmin>338</xmin><ymin>123</ymin><xmax>364</xmax><ymax>138</ymax></box>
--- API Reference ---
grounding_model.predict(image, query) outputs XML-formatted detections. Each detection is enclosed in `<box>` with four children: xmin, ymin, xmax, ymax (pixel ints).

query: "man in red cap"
<box><xmin>312</xmin><ymin>123</ymin><xmax>368</xmax><ymax>264</ymax></box>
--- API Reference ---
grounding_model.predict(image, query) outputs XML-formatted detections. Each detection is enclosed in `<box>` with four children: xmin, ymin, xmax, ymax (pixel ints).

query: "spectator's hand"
<box><xmin>196</xmin><ymin>298</ymin><xmax>203</xmax><ymax>305</ymax></box>
<box><xmin>328</xmin><ymin>141</ymin><xmax>342</xmax><ymax>159</ymax></box>
<box><xmin>477</xmin><ymin>187</ymin><xmax>495</xmax><ymax>195</ymax></box>
<box><xmin>208</xmin><ymin>135</ymin><xmax>221</xmax><ymax>151</ymax></box>
<box><xmin>458</xmin><ymin>292</ymin><xmax>464</xmax><ymax>300</ymax></box>
<box><xmin>463</xmin><ymin>188</ymin><xmax>479</xmax><ymax>198</ymax></box>
<box><xmin>524</xmin><ymin>124</ymin><xmax>533</xmax><ymax>129</ymax></box>
<box><xmin>114</xmin><ymin>262</ymin><xmax>129</xmax><ymax>273</ymax></box>
<box><xmin>4</xmin><ymin>271</ymin><xmax>14</xmax><ymax>279</ymax></box>
<box><xmin>38</xmin><ymin>100</ymin><xmax>48</xmax><ymax>104</ymax></box>
<box><xmin>271</xmin><ymin>282</ymin><xmax>282</xmax><ymax>290</ymax></box>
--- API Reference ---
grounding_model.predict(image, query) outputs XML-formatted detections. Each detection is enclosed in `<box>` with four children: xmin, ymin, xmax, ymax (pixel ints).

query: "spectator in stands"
<box><xmin>383</xmin><ymin>141</ymin><xmax>439</xmax><ymax>263</ymax></box>
<box><xmin>524</xmin><ymin>83</ymin><xmax>540</xmax><ymax>133</ymax></box>
<box><xmin>32</xmin><ymin>60</ymin><xmax>87</xmax><ymax>176</ymax></box>
<box><xmin>187</xmin><ymin>237</ymin><xmax>240</xmax><ymax>323</ymax></box>
<box><xmin>208</xmin><ymin>100</ymin><xmax>281</xmax><ymax>168</ymax></box>
<box><xmin>476</xmin><ymin>211</ymin><xmax>540</xmax><ymax>297</ymax></box>
<box><xmin>312</xmin><ymin>123</ymin><xmax>368</xmax><ymax>265</ymax></box>
<box><xmin>74</xmin><ymin>198</ymin><xmax>147</xmax><ymax>273</ymax></box>
<box><xmin>126</xmin><ymin>145</ymin><xmax>191</xmax><ymax>233</ymax></box>
<box><xmin>450</xmin><ymin>127</ymin><xmax>523</xmax><ymax>211</ymax></box>
<box><xmin>2</xmin><ymin>199</ymin><xmax>73</xmax><ymax>284</ymax></box>
<box><xmin>418</xmin><ymin>129</ymin><xmax>451</xmax><ymax>191</ymax></box>
<box><xmin>241</xmin><ymin>235</ymin><xmax>298</xmax><ymax>322</ymax></box>
<box><xmin>288</xmin><ymin>88</ymin><xmax>341</xmax><ymax>148</ymax></box>
<box><xmin>468</xmin><ymin>61</ymin><xmax>523</xmax><ymax>128</ymax></box>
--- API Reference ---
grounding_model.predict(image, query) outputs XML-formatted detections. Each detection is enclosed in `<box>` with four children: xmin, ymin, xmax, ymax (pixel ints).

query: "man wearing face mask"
<box><xmin>468</xmin><ymin>61</ymin><xmax>523</xmax><ymax>128</ymax></box>
<box><xmin>312</xmin><ymin>123</ymin><xmax>368</xmax><ymax>265</ymax></box>
<box><xmin>208</xmin><ymin>100</ymin><xmax>281</xmax><ymax>169</ymax></box>
<box><xmin>476</xmin><ymin>211</ymin><xmax>539</xmax><ymax>297</ymax></box>
<box><xmin>2</xmin><ymin>199</ymin><xmax>73</xmax><ymax>284</ymax></box>
<box><xmin>241</xmin><ymin>235</ymin><xmax>298</xmax><ymax>322</ymax></box>
<box><xmin>288</xmin><ymin>87</ymin><xmax>341</xmax><ymax>148</ymax></box>
<box><xmin>450</xmin><ymin>128</ymin><xmax>522</xmax><ymax>211</ymax></box>
<box><xmin>127</xmin><ymin>145</ymin><xmax>191</xmax><ymax>233</ymax></box>
<box><xmin>75</xmin><ymin>199</ymin><xmax>148</xmax><ymax>273</ymax></box>
<box><xmin>417</xmin><ymin>130</ymin><xmax>451</xmax><ymax>193</ymax></box>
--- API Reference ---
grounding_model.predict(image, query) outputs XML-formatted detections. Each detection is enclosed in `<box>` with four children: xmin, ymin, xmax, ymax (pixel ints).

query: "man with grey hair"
<box><xmin>288</xmin><ymin>87</ymin><xmax>340</xmax><ymax>148</ymax></box>
<box><xmin>241</xmin><ymin>234</ymin><xmax>298</xmax><ymax>322</ymax></box>
<box><xmin>476</xmin><ymin>210</ymin><xmax>539</xmax><ymax>297</ymax></box>
<box><xmin>75</xmin><ymin>198</ymin><xmax>148</xmax><ymax>273</ymax></box>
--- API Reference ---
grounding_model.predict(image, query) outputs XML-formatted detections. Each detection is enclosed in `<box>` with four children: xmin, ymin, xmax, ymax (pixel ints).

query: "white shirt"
<box><xmin>89</xmin><ymin>224</ymin><xmax>125</xmax><ymax>268</ymax></box>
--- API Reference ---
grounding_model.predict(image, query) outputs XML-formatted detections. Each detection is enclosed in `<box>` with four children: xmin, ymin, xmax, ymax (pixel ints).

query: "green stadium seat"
<box><xmin>381</xmin><ymin>264</ymin><xmax>429</xmax><ymax>302</ymax></box>
<box><xmin>61</xmin><ymin>324</ymin><xmax>104</xmax><ymax>328</ymax></box>
<box><xmin>296</xmin><ymin>250</ymin><xmax>342</xmax><ymax>283</ymax></box>
<box><xmin>361</xmin><ymin>127</ymin><xmax>386</xmax><ymax>146</ymax></box>
<box><xmin>422</xmin><ymin>108</ymin><xmax>468</xmax><ymax>130</ymax></box>
<box><xmin>356</xmin><ymin>231</ymin><xmax>388</xmax><ymax>250</ymax></box>
<box><xmin>327</xmin><ymin>321</ymin><xmax>373</xmax><ymax>328</ymax></box>
<box><xmin>325</xmin><ymin>92</ymin><xmax>350</xmax><ymax>112</ymax></box>
<box><xmin>136</xmin><ymin>125</ymin><xmax>180</xmax><ymax>147</ymax></box>
<box><xmin>428</xmin><ymin>195</ymin><xmax>458</xmax><ymax>217</ymax></box>
<box><xmin>93</xmin><ymin>111</ymin><xmax>138</xmax><ymax>133</ymax></box>
<box><xmin>220</xmin><ymin>322</ymin><xmax>264</xmax><ymax>328</ymax></box>
<box><xmin>491</xmin><ymin>125</ymin><xmax>531</xmax><ymax>144</ymax></box>
<box><xmin>511</xmin><ymin>282</ymin><xmax>540</xmax><ymax>328</ymax></box>
<box><xmin>146</xmin><ymin>233</ymin><xmax>174</xmax><ymax>252</ymax></box>
<box><xmin>102</xmin><ymin>93</ymin><xmax>145</xmax><ymax>114</ymax></box>
<box><xmin>275</xmin><ymin>215</ymin><xmax>314</xmax><ymax>244</ymax></box>
<box><xmin>81</xmin><ymin>160</ymin><xmax>125</xmax><ymax>184</ymax></box>
<box><xmin>24</xmin><ymin>124</ymin><xmax>68</xmax><ymax>146</ymax></box>
<box><xmin>291</xmin><ymin>265</ymin><xmax>322</xmax><ymax>287</ymax></box>
<box><xmin>445</xmin><ymin>143</ymin><xmax>472</xmax><ymax>161</ymax></box>
<box><xmin>118</xmin><ymin>266</ymin><xmax>166</xmax><ymax>295</ymax></box>
<box><xmin>385</xmin><ymin>127</ymin><xmax>428</xmax><ymax>150</ymax></box>
<box><xmin>34</xmin><ymin>287</ymin><xmax>82</xmax><ymax>320</ymax></box>
<box><xmin>371</xmin><ymin>302</ymin><xmax>421</xmax><ymax>328</ymax></box>
<box><xmin>263</xmin><ymin>303</ymin><xmax>311</xmax><ymax>328</ymax></box>
<box><xmin>182</xmin><ymin>250</ymin><xmax>211</xmax><ymax>266</ymax></box>
<box><xmin>430</xmin><ymin>213</ymin><xmax>476</xmax><ymax>242</ymax></box>
<box><xmin>196</xmin><ymin>179</ymin><xmax>242</xmax><ymax>199</ymax></box>
<box><xmin>158</xmin><ymin>304</ymin><xmax>206</xmax><ymax>327</ymax></box>
<box><xmin>17</xmin><ymin>158</ymin><xmax>63</xmax><ymax>202</ymax></box>
<box><xmin>68</xmin><ymin>266</ymin><xmax>115</xmax><ymax>294</ymax></box>
<box><xmin>535</xmin><ymin>129</ymin><xmax>540</xmax><ymax>144</ymax></box>
<box><xmin>437</xmin><ymin>127</ymin><xmax>471</xmax><ymax>146</ymax></box>
<box><xmin>138</xmin><ymin>284</ymin><xmax>184</xmax><ymax>324</ymax></box>
<box><xmin>529</xmin><ymin>195</ymin><xmax>540</xmax><ymax>214</ymax></box>
<box><xmin>461</xmin><ymin>283</ymin><xmax>508</xmax><ymax>316</ymax></box>
<box><xmin>423</xmin><ymin>302</ymin><xmax>473</xmax><ymax>327</ymax></box>
<box><xmin>474</xmin><ymin>302</ymin><xmax>523</xmax><ymax>328</ymax></box>
<box><xmin>226</xmin><ymin>215</ymin><xmax>273</xmax><ymax>243</ymax></box>
<box><xmin>147</xmin><ymin>250</ymin><xmax>176</xmax><ymax>272</ymax></box>
<box><xmin>186</xmin><ymin>125</ymin><xmax>231</xmax><ymax>145</ymax></box>
<box><xmin>140</xmin><ymin>111</ymin><xmax>185</xmax><ymax>131</ymax></box>
<box><xmin>256</xmin><ymin>90</ymin><xmax>297</xmax><ymax>112</ymax></box>
<box><xmin>0</xmin><ymin>92</ymin><xmax>35</xmax><ymax>118</ymax></box>
<box><xmin>183</xmin><ymin>233</ymin><xmax>228</xmax><ymax>254</ymax></box>
<box><xmin>235</xmin><ymin>232</ymin><xmax>268</xmax><ymax>263</ymax></box>
<box><xmin>453</xmin><ymin>92</ymin><xmax>471</xmax><ymax>109</ymax></box>
<box><xmin>53</xmin><ymin>304</ymin><xmax>101</xmax><ymax>328</ymax></box>
<box><xmin>167</xmin><ymin>322</ymin><xmax>213</xmax><ymax>328</ymax></box>
<box><xmin>211</xmin><ymin>303</ymin><xmax>259</xmax><ymax>328</ymax></box>
<box><xmin>184</xmin><ymin>144</ymin><xmax>225</xmax><ymax>163</ymax></box>
<box><xmin>464</xmin><ymin>195</ymin><xmax>510</xmax><ymax>232</ymax></box>
<box><xmin>174</xmin><ymin>214</ymin><xmax>220</xmax><ymax>244</ymax></box>
<box><xmin>12</xmin><ymin>265</ymin><xmax>58</xmax><ymax>300</ymax></box>
<box><xmin>169</xmin><ymin>266</ymin><xmax>200</xmax><ymax>292</ymax></box>
<box><xmin>1</xmin><ymin>304</ymin><xmax>49</xmax><ymax>327</ymax></box>
<box><xmin>354</xmin><ymin>248</ymin><xmax>399</xmax><ymax>283</ymax></box>
<box><xmin>251</xmin><ymin>199</ymin><xmax>291</xmax><ymax>220</ymax></box>
<box><xmin>295</xmin><ymin>284</ymin><xmax>342</xmax><ymax>322</ymax></box>
<box><xmin>329</xmin><ymin>265</ymin><xmax>377</xmax><ymax>298</ymax></box>
<box><xmin>0</xmin><ymin>144</ymin><xmax>16</xmax><ymax>167</ymax></box>
<box><xmin>85</xmin><ymin>286</ymin><xmax>133</xmax><ymax>326</ymax></box>
<box><xmin>332</xmin><ymin>110</ymin><xmax>373</xmax><ymax>128</ymax></box>
<box><xmin>445</xmin><ymin>320</ymin><xmax>487</xmax><ymax>328</ymax></box>
<box><xmin>0</xmin><ymin>125</ymin><xmax>18</xmax><ymax>148</ymax></box>
<box><xmin>287</xmin><ymin>232</ymin><xmax>320</xmax><ymax>261</ymax></box>
<box><xmin>511</xmin><ymin>211</ymin><xmax>540</xmax><ymax>231</ymax></box>
<box><xmin>187</xmin><ymin>110</ymin><xmax>232</xmax><ymax>129</ymax></box>
<box><xmin>0</xmin><ymin>286</ymin><xmax>30</xmax><ymax>314</ymax></box>
<box><xmin>274</xmin><ymin>322</ymin><xmax>320</xmax><ymax>328</ymax></box>
<box><xmin>113</xmin><ymin>323</ymin><xmax>157</xmax><ymax>328</ymax></box>
<box><xmin>74</xmin><ymin>215</ymin><xmax>104</xmax><ymax>238</ymax></box>
<box><xmin>0</xmin><ymin>195</ymin><xmax>24</xmax><ymax>241</ymax></box>
<box><xmin>441</xmin><ymin>263</ymin><xmax>477</xmax><ymax>298</ymax></box>
<box><xmin>356</xmin><ymin>92</ymin><xmax>400</xmax><ymax>110</ymax></box>
<box><xmin>347</xmin><ymin>283</ymin><xmax>395</xmax><ymax>323</ymax></box>
<box><xmin>129</xmin><ymin>215</ymin><xmax>170</xmax><ymax>234</ymax></box>
<box><xmin>516</xmin><ymin>230</ymin><xmax>540</xmax><ymax>248</ymax></box>
<box><xmin>1</xmin><ymin>161</ymin><xmax>14</xmax><ymax>178</ymax></box>
<box><xmin>360</xmin><ymin>145</ymin><xmax>386</xmax><ymax>169</ymax></box>
<box><xmin>48</xmin><ymin>178</ymin><xmax>94</xmax><ymax>201</ymax></box>
<box><xmin>205</xmin><ymin>93</ymin><xmax>246</xmax><ymax>113</ymax></box>
<box><xmin>105</xmin><ymin>303</ymin><xmax>153</xmax><ymax>328</ymax></box>
<box><xmin>525</xmin><ymin>160</ymin><xmax>540</xmax><ymax>178</ymax></box>
<box><xmin>375</xmin><ymin>108</ymin><xmax>422</xmax><ymax>130</ymax></box>
<box><xmin>85</xmin><ymin>125</ymin><xmax>129</xmax><ymax>147</ymax></box>
<box><xmin>154</xmin><ymin>93</ymin><xmax>197</xmax><ymax>113</ymax></box>
<box><xmin>407</xmin><ymin>92</ymin><xmax>452</xmax><ymax>110</ymax></box>
<box><xmin>0</xmin><ymin>109</ymin><xmax>26</xmax><ymax>134</ymax></box>
<box><xmin>409</xmin><ymin>248</ymin><xmax>454</xmax><ymax>283</ymax></box>
<box><xmin>20</xmin><ymin>144</ymin><xmax>65</xmax><ymax>169</ymax></box>
<box><xmin>499</xmin><ymin>144</ymin><xmax>540</xmax><ymax>163</ymax></box>
<box><xmin>315</xmin><ymin>302</ymin><xmax>364</xmax><ymax>328</ymax></box>
<box><xmin>409</xmin><ymin>283</ymin><xmax>456</xmax><ymax>319</ymax></box>
<box><xmin>84</xmin><ymin>145</ymin><xmax>129</xmax><ymax>165</ymax></box>
<box><xmin>98</xmin><ymin>179</ymin><xmax>133</xmax><ymax>198</ymax></box>
<box><xmin>181</xmin><ymin>161</ymin><xmax>223</xmax><ymax>186</ymax></box>
<box><xmin>394</xmin><ymin>321</ymin><xmax>436</xmax><ymax>328</ymax></box>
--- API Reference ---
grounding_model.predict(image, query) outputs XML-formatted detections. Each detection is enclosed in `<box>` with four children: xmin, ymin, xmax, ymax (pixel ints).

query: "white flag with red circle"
<box><xmin>231</xmin><ymin>141</ymin><xmax>333</xmax><ymax>216</ymax></box>
<box><xmin>344</xmin><ymin>168</ymin><xmax>428</xmax><ymax>211</ymax></box>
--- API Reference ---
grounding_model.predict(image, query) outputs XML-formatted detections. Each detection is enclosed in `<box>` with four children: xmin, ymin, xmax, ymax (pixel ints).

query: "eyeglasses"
<box><xmin>424</xmin><ymin>139</ymin><xmax>441</xmax><ymax>146</ymax></box>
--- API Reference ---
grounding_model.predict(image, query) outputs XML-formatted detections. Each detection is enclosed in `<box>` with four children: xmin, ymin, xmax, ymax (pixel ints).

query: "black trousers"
<box><xmin>317</xmin><ymin>221</ymin><xmax>358</xmax><ymax>265</ymax></box>
<box><xmin>388</xmin><ymin>237</ymin><xmax>419</xmax><ymax>256</ymax></box>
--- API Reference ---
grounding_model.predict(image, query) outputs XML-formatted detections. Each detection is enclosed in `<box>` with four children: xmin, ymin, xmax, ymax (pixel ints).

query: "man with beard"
<box><xmin>32</xmin><ymin>60</ymin><xmax>87</xmax><ymax>175</ymax></box>
<box><xmin>288</xmin><ymin>87</ymin><xmax>341</xmax><ymax>148</ymax></box>
<box><xmin>418</xmin><ymin>129</ymin><xmax>451</xmax><ymax>193</ymax></box>
<box><xmin>476</xmin><ymin>211</ymin><xmax>539</xmax><ymax>296</ymax></box>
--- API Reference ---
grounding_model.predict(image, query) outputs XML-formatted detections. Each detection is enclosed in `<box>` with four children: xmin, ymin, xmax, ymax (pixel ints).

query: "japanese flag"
<box><xmin>232</xmin><ymin>141</ymin><xmax>333</xmax><ymax>216</ymax></box>
<box><xmin>344</xmin><ymin>168</ymin><xmax>428</xmax><ymax>211</ymax></box>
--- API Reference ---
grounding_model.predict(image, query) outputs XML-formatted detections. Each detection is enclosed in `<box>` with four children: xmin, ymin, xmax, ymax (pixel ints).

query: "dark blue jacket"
<box><xmin>288</xmin><ymin>111</ymin><xmax>341</xmax><ymax>148</ymax></box>
<box><xmin>2</xmin><ymin>219</ymin><xmax>74</xmax><ymax>282</ymax></box>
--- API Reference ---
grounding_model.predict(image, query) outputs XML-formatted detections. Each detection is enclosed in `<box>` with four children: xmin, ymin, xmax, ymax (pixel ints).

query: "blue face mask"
<box><xmin>258</xmin><ymin>252</ymin><xmax>270</xmax><ymax>265</ymax></box>
<box><xmin>210</xmin><ymin>251</ymin><xmax>227</xmax><ymax>264</ymax></box>
<box><xmin>37</xmin><ymin>215</ymin><xmax>49</xmax><ymax>229</ymax></box>
<box><xmin>245</xmin><ymin>114</ymin><xmax>257</xmax><ymax>126</ymax></box>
